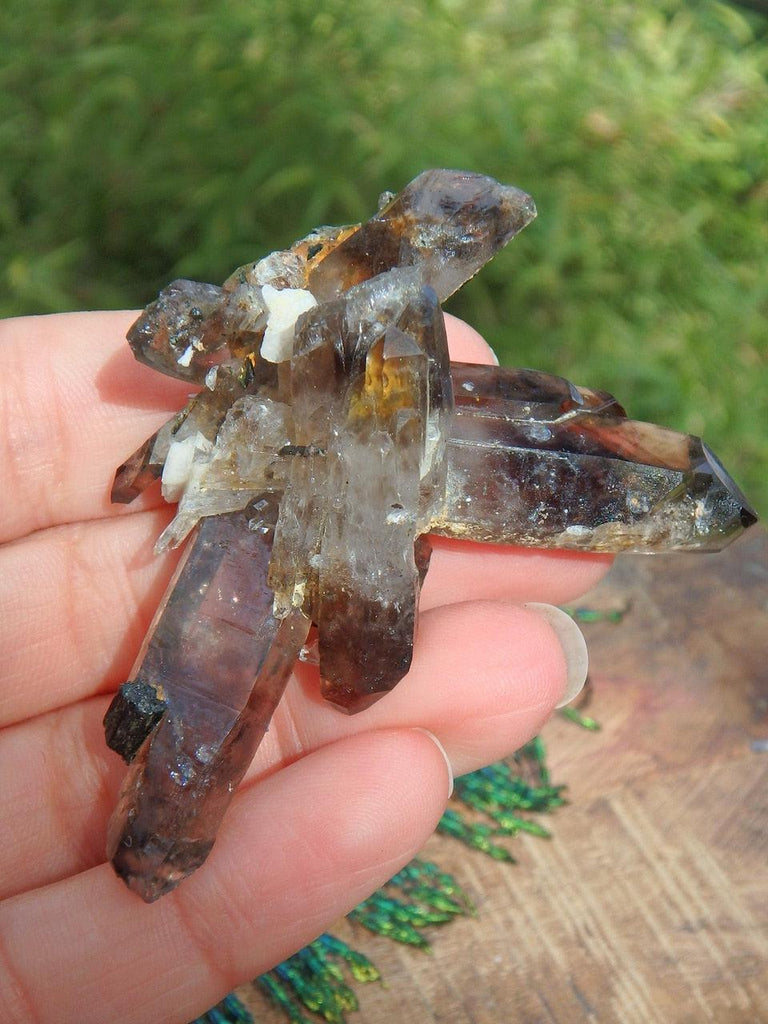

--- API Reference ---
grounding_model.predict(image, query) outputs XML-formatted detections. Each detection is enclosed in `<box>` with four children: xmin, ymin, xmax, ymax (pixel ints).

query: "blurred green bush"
<box><xmin>1</xmin><ymin>0</ymin><xmax>766</xmax><ymax>512</ymax></box>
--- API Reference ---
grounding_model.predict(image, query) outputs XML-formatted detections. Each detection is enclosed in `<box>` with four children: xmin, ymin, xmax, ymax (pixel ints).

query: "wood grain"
<box><xmin>241</xmin><ymin>528</ymin><xmax>768</xmax><ymax>1024</ymax></box>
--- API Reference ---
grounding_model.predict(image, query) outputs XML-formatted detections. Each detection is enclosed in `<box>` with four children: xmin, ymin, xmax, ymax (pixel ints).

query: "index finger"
<box><xmin>0</xmin><ymin>311</ymin><xmax>189</xmax><ymax>544</ymax></box>
<box><xmin>0</xmin><ymin>312</ymin><xmax>496</xmax><ymax>544</ymax></box>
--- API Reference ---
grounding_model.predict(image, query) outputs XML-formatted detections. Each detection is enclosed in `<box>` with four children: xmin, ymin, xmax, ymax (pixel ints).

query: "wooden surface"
<box><xmin>243</xmin><ymin>528</ymin><xmax>768</xmax><ymax>1024</ymax></box>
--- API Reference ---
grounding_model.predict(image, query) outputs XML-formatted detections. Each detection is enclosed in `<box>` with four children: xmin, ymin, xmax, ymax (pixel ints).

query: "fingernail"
<box><xmin>524</xmin><ymin>603</ymin><xmax>589</xmax><ymax>708</ymax></box>
<box><xmin>413</xmin><ymin>728</ymin><xmax>454</xmax><ymax>799</ymax></box>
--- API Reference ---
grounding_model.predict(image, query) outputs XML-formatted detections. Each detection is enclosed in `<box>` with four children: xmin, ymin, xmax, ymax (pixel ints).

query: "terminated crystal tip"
<box><xmin>694</xmin><ymin>443</ymin><xmax>758</xmax><ymax>540</ymax></box>
<box><xmin>127</xmin><ymin>280</ymin><xmax>227</xmax><ymax>381</ymax></box>
<box><xmin>497</xmin><ymin>181</ymin><xmax>538</xmax><ymax>237</ymax></box>
<box><xmin>401</xmin><ymin>168</ymin><xmax>538</xmax><ymax>242</ymax></box>
<box><xmin>307</xmin><ymin>169</ymin><xmax>537</xmax><ymax>303</ymax></box>
<box><xmin>108</xmin><ymin>821</ymin><xmax>213</xmax><ymax>903</ymax></box>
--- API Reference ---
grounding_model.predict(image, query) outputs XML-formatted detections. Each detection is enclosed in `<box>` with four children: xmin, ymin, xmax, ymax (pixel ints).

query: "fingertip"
<box><xmin>401</xmin><ymin>599</ymin><xmax>568</xmax><ymax>774</ymax></box>
<box><xmin>444</xmin><ymin>312</ymin><xmax>499</xmax><ymax>365</ymax></box>
<box><xmin>523</xmin><ymin>603</ymin><xmax>589</xmax><ymax>708</ymax></box>
<box><xmin>411</xmin><ymin>727</ymin><xmax>454</xmax><ymax>799</ymax></box>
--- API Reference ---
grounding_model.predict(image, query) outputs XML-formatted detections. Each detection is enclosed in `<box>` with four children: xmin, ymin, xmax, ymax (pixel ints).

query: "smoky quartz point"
<box><xmin>105</xmin><ymin>169</ymin><xmax>757</xmax><ymax>901</ymax></box>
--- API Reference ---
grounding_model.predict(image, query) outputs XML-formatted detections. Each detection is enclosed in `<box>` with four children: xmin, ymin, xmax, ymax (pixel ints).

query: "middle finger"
<box><xmin>0</xmin><ymin>506</ymin><xmax>609</xmax><ymax>727</ymax></box>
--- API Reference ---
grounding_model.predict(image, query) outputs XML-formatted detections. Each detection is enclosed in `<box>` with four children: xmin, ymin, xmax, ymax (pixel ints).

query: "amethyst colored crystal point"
<box><xmin>107</xmin><ymin>169</ymin><xmax>757</xmax><ymax>899</ymax></box>
<box><xmin>105</xmin><ymin>498</ymin><xmax>309</xmax><ymax>901</ymax></box>
<box><xmin>111</xmin><ymin>429</ymin><xmax>167</xmax><ymax>504</ymax></box>
<box><xmin>308</xmin><ymin>169</ymin><xmax>536</xmax><ymax>303</ymax></box>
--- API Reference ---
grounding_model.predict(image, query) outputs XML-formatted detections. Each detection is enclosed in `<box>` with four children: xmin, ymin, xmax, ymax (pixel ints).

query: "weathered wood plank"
<box><xmin>243</xmin><ymin>528</ymin><xmax>767</xmax><ymax>1023</ymax></box>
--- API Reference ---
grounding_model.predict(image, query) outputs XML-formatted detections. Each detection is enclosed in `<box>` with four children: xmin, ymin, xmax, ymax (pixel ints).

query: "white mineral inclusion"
<box><xmin>177</xmin><ymin>345</ymin><xmax>194</xmax><ymax>367</ymax></box>
<box><xmin>161</xmin><ymin>432</ymin><xmax>214</xmax><ymax>502</ymax></box>
<box><xmin>260</xmin><ymin>284</ymin><xmax>317</xmax><ymax>363</ymax></box>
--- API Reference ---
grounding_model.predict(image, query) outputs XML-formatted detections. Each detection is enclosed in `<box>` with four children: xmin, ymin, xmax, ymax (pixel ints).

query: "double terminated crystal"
<box><xmin>105</xmin><ymin>170</ymin><xmax>756</xmax><ymax>901</ymax></box>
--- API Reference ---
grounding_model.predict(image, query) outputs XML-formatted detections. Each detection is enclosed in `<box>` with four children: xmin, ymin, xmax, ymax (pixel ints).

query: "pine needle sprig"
<box><xmin>437</xmin><ymin>742</ymin><xmax>567</xmax><ymax>858</ymax></box>
<box><xmin>559</xmin><ymin>705</ymin><xmax>602</xmax><ymax>731</ymax></box>
<box><xmin>190</xmin><ymin>992</ymin><xmax>254</xmax><ymax>1024</ymax></box>
<box><xmin>348</xmin><ymin>858</ymin><xmax>474</xmax><ymax>948</ymax></box>
<box><xmin>256</xmin><ymin>935</ymin><xmax>381</xmax><ymax>1024</ymax></box>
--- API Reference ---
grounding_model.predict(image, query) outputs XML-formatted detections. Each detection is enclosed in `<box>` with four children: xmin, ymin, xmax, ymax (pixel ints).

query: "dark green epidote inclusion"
<box><xmin>104</xmin><ymin>170</ymin><xmax>756</xmax><ymax>901</ymax></box>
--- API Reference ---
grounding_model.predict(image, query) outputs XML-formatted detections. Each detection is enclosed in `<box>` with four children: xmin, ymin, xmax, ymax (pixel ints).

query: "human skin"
<box><xmin>0</xmin><ymin>310</ymin><xmax>611</xmax><ymax>1024</ymax></box>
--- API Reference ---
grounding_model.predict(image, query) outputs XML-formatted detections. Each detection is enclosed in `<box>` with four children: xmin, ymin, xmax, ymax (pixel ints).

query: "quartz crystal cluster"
<box><xmin>104</xmin><ymin>170</ymin><xmax>756</xmax><ymax>901</ymax></box>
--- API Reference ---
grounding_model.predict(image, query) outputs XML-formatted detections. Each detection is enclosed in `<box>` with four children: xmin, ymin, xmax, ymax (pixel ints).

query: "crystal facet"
<box><xmin>433</xmin><ymin>363</ymin><xmax>756</xmax><ymax>551</ymax></box>
<box><xmin>105</xmin><ymin>170</ymin><xmax>757</xmax><ymax>900</ymax></box>
<box><xmin>106</xmin><ymin>497</ymin><xmax>309</xmax><ymax>901</ymax></box>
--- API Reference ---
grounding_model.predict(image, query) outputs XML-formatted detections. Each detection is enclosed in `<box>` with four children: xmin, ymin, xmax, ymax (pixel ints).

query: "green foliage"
<box><xmin>348</xmin><ymin>858</ymin><xmax>474</xmax><ymax>948</ymax></box>
<box><xmin>245</xmin><ymin>743</ymin><xmax>562</xmax><ymax>1023</ymax></box>
<box><xmin>437</xmin><ymin>743</ymin><xmax>567</xmax><ymax>859</ymax></box>
<box><xmin>252</xmin><ymin>864</ymin><xmax>473</xmax><ymax>1023</ymax></box>
<box><xmin>1</xmin><ymin>0</ymin><xmax>766</xmax><ymax>510</ymax></box>
<box><xmin>191</xmin><ymin>992</ymin><xmax>253</xmax><ymax>1024</ymax></box>
<box><xmin>256</xmin><ymin>934</ymin><xmax>380</xmax><ymax>1024</ymax></box>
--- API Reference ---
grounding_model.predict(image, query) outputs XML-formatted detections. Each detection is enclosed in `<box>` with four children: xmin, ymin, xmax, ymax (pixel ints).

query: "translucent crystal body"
<box><xmin>106</xmin><ymin>498</ymin><xmax>309</xmax><ymax>901</ymax></box>
<box><xmin>105</xmin><ymin>170</ymin><xmax>756</xmax><ymax>900</ymax></box>
<box><xmin>433</xmin><ymin>364</ymin><xmax>755</xmax><ymax>551</ymax></box>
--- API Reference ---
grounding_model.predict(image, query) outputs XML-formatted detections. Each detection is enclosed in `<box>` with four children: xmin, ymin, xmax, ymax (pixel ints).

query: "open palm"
<box><xmin>0</xmin><ymin>310</ymin><xmax>609</xmax><ymax>1024</ymax></box>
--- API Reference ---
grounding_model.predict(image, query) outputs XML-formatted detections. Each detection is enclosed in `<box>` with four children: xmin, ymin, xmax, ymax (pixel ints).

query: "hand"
<box><xmin>0</xmin><ymin>311</ymin><xmax>610</xmax><ymax>1024</ymax></box>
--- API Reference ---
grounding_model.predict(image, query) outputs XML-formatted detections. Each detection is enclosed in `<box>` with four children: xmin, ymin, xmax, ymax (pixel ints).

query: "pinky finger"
<box><xmin>0</xmin><ymin>728</ymin><xmax>450</xmax><ymax>1024</ymax></box>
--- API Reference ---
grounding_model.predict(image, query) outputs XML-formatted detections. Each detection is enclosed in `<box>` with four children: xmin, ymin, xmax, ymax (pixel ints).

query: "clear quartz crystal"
<box><xmin>105</xmin><ymin>170</ymin><xmax>757</xmax><ymax>900</ymax></box>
